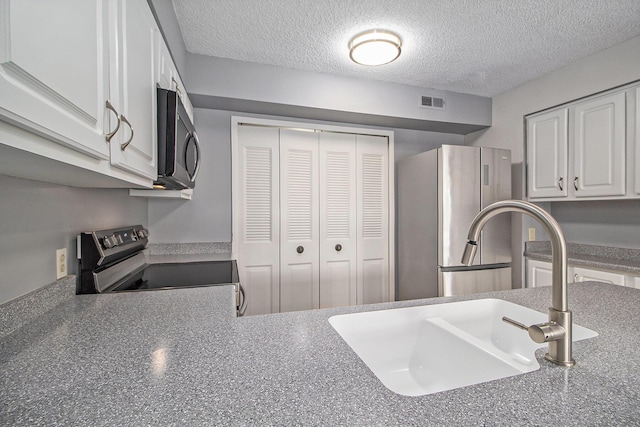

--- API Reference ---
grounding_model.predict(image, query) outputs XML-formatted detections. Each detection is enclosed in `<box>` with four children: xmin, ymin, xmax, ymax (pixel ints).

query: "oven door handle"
<box><xmin>238</xmin><ymin>283</ymin><xmax>247</xmax><ymax>317</ymax></box>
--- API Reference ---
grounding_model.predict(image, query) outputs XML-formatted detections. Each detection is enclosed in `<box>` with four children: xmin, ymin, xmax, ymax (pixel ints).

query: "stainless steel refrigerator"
<box><xmin>398</xmin><ymin>145</ymin><xmax>512</xmax><ymax>299</ymax></box>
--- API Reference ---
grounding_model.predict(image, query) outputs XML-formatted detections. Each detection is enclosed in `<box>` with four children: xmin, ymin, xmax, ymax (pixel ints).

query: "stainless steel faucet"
<box><xmin>461</xmin><ymin>199</ymin><xmax>575</xmax><ymax>366</ymax></box>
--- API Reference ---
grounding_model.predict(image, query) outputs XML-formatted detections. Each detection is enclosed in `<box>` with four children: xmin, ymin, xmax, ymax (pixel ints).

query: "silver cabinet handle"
<box><xmin>573</xmin><ymin>177</ymin><xmax>578</xmax><ymax>191</ymax></box>
<box><xmin>105</xmin><ymin>100</ymin><xmax>121</xmax><ymax>143</ymax></box>
<box><xmin>296</xmin><ymin>246</ymin><xmax>304</xmax><ymax>254</ymax></box>
<box><xmin>120</xmin><ymin>114</ymin><xmax>134</xmax><ymax>151</ymax></box>
<box><xmin>558</xmin><ymin>177</ymin><xmax>563</xmax><ymax>191</ymax></box>
<box><xmin>574</xmin><ymin>273</ymin><xmax>579</xmax><ymax>283</ymax></box>
<box><xmin>335</xmin><ymin>244</ymin><xmax>343</xmax><ymax>252</ymax></box>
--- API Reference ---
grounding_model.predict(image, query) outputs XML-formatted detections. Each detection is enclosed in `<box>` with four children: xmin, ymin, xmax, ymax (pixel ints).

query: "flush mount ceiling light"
<box><xmin>349</xmin><ymin>30</ymin><xmax>402</xmax><ymax>66</ymax></box>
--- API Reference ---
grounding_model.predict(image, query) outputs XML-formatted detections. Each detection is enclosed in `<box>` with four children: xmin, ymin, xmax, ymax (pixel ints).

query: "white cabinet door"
<box><xmin>157</xmin><ymin>39</ymin><xmax>193</xmax><ymax>122</ymax></box>
<box><xmin>279</xmin><ymin>129</ymin><xmax>320</xmax><ymax>312</ymax></box>
<box><xmin>572</xmin><ymin>266</ymin><xmax>625</xmax><ymax>286</ymax></box>
<box><xmin>319</xmin><ymin>132</ymin><xmax>357</xmax><ymax>308</ymax></box>
<box><xmin>0</xmin><ymin>0</ymin><xmax>110</xmax><ymax>159</ymax></box>
<box><xmin>526</xmin><ymin>109</ymin><xmax>568</xmax><ymax>199</ymax></box>
<box><xmin>235</xmin><ymin>125</ymin><xmax>281</xmax><ymax>316</ymax></box>
<box><xmin>636</xmin><ymin>87</ymin><xmax>640</xmax><ymax>195</ymax></box>
<box><xmin>572</xmin><ymin>92</ymin><xmax>626</xmax><ymax>197</ymax></box>
<box><xmin>526</xmin><ymin>259</ymin><xmax>553</xmax><ymax>287</ymax></box>
<box><xmin>107</xmin><ymin>0</ymin><xmax>158</xmax><ymax>180</ymax></box>
<box><xmin>356</xmin><ymin>135</ymin><xmax>390</xmax><ymax>304</ymax></box>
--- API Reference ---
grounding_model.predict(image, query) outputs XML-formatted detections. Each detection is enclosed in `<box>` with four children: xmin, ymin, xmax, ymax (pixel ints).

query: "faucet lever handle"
<box><xmin>502</xmin><ymin>316</ymin><xmax>566</xmax><ymax>344</ymax></box>
<box><xmin>501</xmin><ymin>316</ymin><xmax>528</xmax><ymax>331</ymax></box>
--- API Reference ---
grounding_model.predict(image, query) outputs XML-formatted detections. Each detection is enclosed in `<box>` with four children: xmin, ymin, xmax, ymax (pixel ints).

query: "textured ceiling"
<box><xmin>172</xmin><ymin>0</ymin><xmax>640</xmax><ymax>97</ymax></box>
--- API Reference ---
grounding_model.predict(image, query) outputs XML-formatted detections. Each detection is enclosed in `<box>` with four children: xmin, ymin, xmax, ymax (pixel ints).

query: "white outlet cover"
<box><xmin>56</xmin><ymin>248</ymin><xmax>67</xmax><ymax>279</ymax></box>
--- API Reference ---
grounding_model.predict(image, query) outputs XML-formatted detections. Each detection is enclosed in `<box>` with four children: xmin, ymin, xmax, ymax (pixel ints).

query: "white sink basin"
<box><xmin>329</xmin><ymin>298</ymin><xmax>598</xmax><ymax>396</ymax></box>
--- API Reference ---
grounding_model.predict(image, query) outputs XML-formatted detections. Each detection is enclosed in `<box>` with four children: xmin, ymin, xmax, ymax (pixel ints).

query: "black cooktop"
<box><xmin>111</xmin><ymin>260</ymin><xmax>239</xmax><ymax>292</ymax></box>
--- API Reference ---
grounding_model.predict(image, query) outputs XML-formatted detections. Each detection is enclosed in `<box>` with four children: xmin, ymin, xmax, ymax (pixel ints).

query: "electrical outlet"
<box><xmin>528</xmin><ymin>228</ymin><xmax>536</xmax><ymax>241</ymax></box>
<box><xmin>56</xmin><ymin>248</ymin><xmax>67</xmax><ymax>279</ymax></box>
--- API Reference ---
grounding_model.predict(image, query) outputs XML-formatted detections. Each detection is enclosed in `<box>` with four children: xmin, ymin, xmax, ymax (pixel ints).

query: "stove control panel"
<box><xmin>99</xmin><ymin>228</ymin><xmax>145</xmax><ymax>249</ymax></box>
<box><xmin>78</xmin><ymin>225</ymin><xmax>149</xmax><ymax>268</ymax></box>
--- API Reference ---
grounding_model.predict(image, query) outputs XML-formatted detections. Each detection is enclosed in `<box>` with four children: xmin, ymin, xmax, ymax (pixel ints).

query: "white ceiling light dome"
<box><xmin>349</xmin><ymin>30</ymin><xmax>402</xmax><ymax>66</ymax></box>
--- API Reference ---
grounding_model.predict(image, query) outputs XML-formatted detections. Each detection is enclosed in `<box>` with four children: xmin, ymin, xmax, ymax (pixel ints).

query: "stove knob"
<box><xmin>103</xmin><ymin>236</ymin><xmax>114</xmax><ymax>249</ymax></box>
<box><xmin>116</xmin><ymin>235</ymin><xmax>124</xmax><ymax>244</ymax></box>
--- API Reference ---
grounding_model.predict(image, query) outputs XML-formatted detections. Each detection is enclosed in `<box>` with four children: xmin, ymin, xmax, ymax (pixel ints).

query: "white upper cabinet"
<box><xmin>636</xmin><ymin>87</ymin><xmax>640</xmax><ymax>195</ymax></box>
<box><xmin>157</xmin><ymin>37</ymin><xmax>193</xmax><ymax>122</ymax></box>
<box><xmin>526</xmin><ymin>109</ymin><xmax>568</xmax><ymax>198</ymax></box>
<box><xmin>107</xmin><ymin>0</ymin><xmax>158</xmax><ymax>180</ymax></box>
<box><xmin>526</xmin><ymin>83</ymin><xmax>637</xmax><ymax>201</ymax></box>
<box><xmin>571</xmin><ymin>91</ymin><xmax>626</xmax><ymax>197</ymax></box>
<box><xmin>0</xmin><ymin>0</ymin><xmax>110</xmax><ymax>160</ymax></box>
<box><xmin>0</xmin><ymin>0</ymin><xmax>180</xmax><ymax>188</ymax></box>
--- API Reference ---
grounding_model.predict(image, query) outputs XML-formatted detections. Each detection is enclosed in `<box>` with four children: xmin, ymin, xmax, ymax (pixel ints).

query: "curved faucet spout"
<box><xmin>461</xmin><ymin>199</ymin><xmax>574</xmax><ymax>366</ymax></box>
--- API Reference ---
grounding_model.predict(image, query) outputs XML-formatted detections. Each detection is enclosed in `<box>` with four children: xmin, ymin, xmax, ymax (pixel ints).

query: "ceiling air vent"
<box><xmin>420</xmin><ymin>96</ymin><xmax>445</xmax><ymax>110</ymax></box>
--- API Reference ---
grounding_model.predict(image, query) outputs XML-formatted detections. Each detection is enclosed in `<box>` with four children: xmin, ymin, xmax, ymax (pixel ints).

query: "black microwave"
<box><xmin>155</xmin><ymin>88</ymin><xmax>200</xmax><ymax>190</ymax></box>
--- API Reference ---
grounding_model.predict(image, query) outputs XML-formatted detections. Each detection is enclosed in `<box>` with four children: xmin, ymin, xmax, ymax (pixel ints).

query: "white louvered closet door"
<box><xmin>279</xmin><ymin>129</ymin><xmax>320</xmax><ymax>312</ymax></box>
<box><xmin>236</xmin><ymin>125</ymin><xmax>280</xmax><ymax>316</ymax></box>
<box><xmin>319</xmin><ymin>132</ymin><xmax>357</xmax><ymax>308</ymax></box>
<box><xmin>357</xmin><ymin>135</ymin><xmax>390</xmax><ymax>305</ymax></box>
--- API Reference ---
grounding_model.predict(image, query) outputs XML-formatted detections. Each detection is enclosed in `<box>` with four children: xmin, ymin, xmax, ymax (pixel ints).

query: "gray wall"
<box><xmin>0</xmin><ymin>175</ymin><xmax>147</xmax><ymax>304</ymax></box>
<box><xmin>186</xmin><ymin>54</ymin><xmax>491</xmax><ymax>134</ymax></box>
<box><xmin>466</xmin><ymin>34</ymin><xmax>640</xmax><ymax>287</ymax></box>
<box><xmin>147</xmin><ymin>107</ymin><xmax>465</xmax><ymax>244</ymax></box>
<box><xmin>148</xmin><ymin>108</ymin><xmax>232</xmax><ymax>243</ymax></box>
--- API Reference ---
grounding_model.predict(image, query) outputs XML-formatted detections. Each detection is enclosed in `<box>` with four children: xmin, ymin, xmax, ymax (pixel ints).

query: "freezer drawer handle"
<box><xmin>296</xmin><ymin>246</ymin><xmax>304</xmax><ymax>254</ymax></box>
<box><xmin>335</xmin><ymin>244</ymin><xmax>342</xmax><ymax>252</ymax></box>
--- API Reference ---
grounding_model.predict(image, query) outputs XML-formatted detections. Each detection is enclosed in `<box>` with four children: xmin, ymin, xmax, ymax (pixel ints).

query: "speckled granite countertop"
<box><xmin>1</xmin><ymin>281</ymin><xmax>639</xmax><ymax>425</ymax></box>
<box><xmin>525</xmin><ymin>241</ymin><xmax>640</xmax><ymax>274</ymax></box>
<box><xmin>145</xmin><ymin>242</ymin><xmax>234</xmax><ymax>264</ymax></box>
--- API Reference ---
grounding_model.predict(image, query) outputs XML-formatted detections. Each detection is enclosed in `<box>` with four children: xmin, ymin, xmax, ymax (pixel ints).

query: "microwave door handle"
<box><xmin>190</xmin><ymin>131</ymin><xmax>202</xmax><ymax>181</ymax></box>
<box><xmin>238</xmin><ymin>283</ymin><xmax>247</xmax><ymax>317</ymax></box>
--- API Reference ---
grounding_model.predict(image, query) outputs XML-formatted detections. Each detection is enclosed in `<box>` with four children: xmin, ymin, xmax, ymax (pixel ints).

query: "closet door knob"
<box><xmin>296</xmin><ymin>246</ymin><xmax>304</xmax><ymax>254</ymax></box>
<box><xmin>335</xmin><ymin>244</ymin><xmax>343</xmax><ymax>252</ymax></box>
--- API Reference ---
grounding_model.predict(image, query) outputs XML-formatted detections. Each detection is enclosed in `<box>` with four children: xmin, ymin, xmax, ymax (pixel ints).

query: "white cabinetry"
<box><xmin>157</xmin><ymin>38</ymin><xmax>193</xmax><ymax>122</ymax></box>
<box><xmin>0</xmin><ymin>0</ymin><xmax>111</xmax><ymax>160</ymax></box>
<box><xmin>526</xmin><ymin>110</ymin><xmax>568</xmax><ymax>198</ymax></box>
<box><xmin>527</xmin><ymin>259</ymin><xmax>630</xmax><ymax>288</ymax></box>
<box><xmin>0</xmin><ymin>0</ymin><xmax>179</xmax><ymax>188</ymax></box>
<box><xmin>107</xmin><ymin>0</ymin><xmax>158</xmax><ymax>180</ymax></box>
<box><xmin>571</xmin><ymin>92</ymin><xmax>626</xmax><ymax>197</ymax></box>
<box><xmin>526</xmin><ymin>259</ymin><xmax>553</xmax><ymax>287</ymax></box>
<box><xmin>234</xmin><ymin>121</ymin><xmax>392</xmax><ymax>315</ymax></box>
<box><xmin>526</xmin><ymin>85</ymin><xmax>634</xmax><ymax>201</ymax></box>
<box><xmin>571</xmin><ymin>266</ymin><xmax>625</xmax><ymax>286</ymax></box>
<box><xmin>636</xmin><ymin>87</ymin><xmax>640</xmax><ymax>195</ymax></box>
